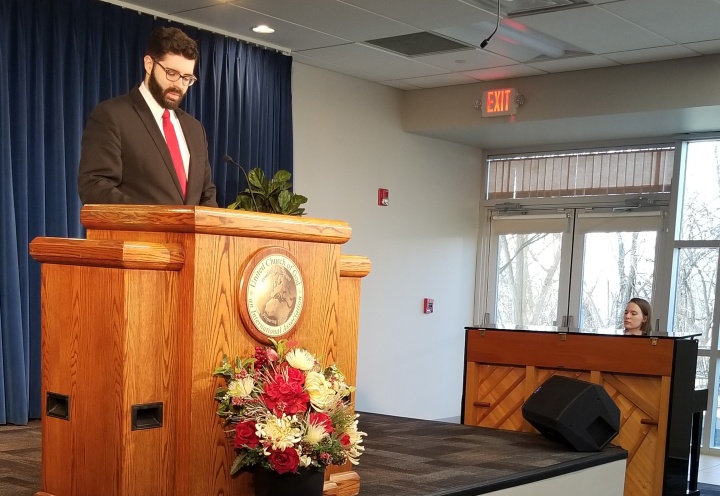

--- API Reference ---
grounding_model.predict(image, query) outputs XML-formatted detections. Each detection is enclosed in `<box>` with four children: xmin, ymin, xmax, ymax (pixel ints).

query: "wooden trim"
<box><xmin>466</xmin><ymin>329</ymin><xmax>675</xmax><ymax>376</ymax></box>
<box><xmin>653</xmin><ymin>376</ymin><xmax>672</xmax><ymax>496</ymax></box>
<box><xmin>340</xmin><ymin>255</ymin><xmax>371</xmax><ymax>278</ymax></box>
<box><xmin>80</xmin><ymin>205</ymin><xmax>352</xmax><ymax>244</ymax></box>
<box><xmin>29</xmin><ymin>238</ymin><xmax>184</xmax><ymax>270</ymax></box>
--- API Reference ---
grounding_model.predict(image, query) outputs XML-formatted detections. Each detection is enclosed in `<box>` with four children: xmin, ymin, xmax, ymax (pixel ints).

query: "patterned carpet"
<box><xmin>355</xmin><ymin>412</ymin><xmax>626</xmax><ymax>496</ymax></box>
<box><xmin>0</xmin><ymin>421</ymin><xmax>41</xmax><ymax>496</ymax></box>
<box><xmin>1</xmin><ymin>416</ymin><xmax>719</xmax><ymax>495</ymax></box>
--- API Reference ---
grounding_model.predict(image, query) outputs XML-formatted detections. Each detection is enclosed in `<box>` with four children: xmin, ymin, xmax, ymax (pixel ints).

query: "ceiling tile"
<box><xmin>340</xmin><ymin>0</ymin><xmax>496</xmax><ymax>30</ymax></box>
<box><xmin>390</xmin><ymin>73</ymin><xmax>479</xmax><ymax>89</ymax></box>
<box><xmin>527</xmin><ymin>54</ymin><xmax>618</xmax><ymax>73</ymax></box>
<box><xmin>601</xmin><ymin>0</ymin><xmax>720</xmax><ymax>44</ymax></box>
<box><xmin>377</xmin><ymin>80</ymin><xmax>424</xmax><ymax>90</ymax></box>
<box><xmin>121</xmin><ymin>0</ymin><xmax>222</xmax><ymax>15</ymax></box>
<box><xmin>603</xmin><ymin>45</ymin><xmax>700</xmax><ymax>65</ymax></box>
<box><xmin>296</xmin><ymin>43</ymin><xmax>449</xmax><ymax>80</ymax></box>
<box><xmin>413</xmin><ymin>48</ymin><xmax>517</xmax><ymax>72</ymax></box>
<box><xmin>683</xmin><ymin>40</ymin><xmax>720</xmax><ymax>55</ymax></box>
<box><xmin>229</xmin><ymin>0</ymin><xmax>417</xmax><ymax>41</ymax></box>
<box><xmin>520</xmin><ymin>6</ymin><xmax>675</xmax><ymax>54</ymax></box>
<box><xmin>461</xmin><ymin>64</ymin><xmax>547</xmax><ymax>81</ymax></box>
<box><xmin>291</xmin><ymin>54</ymin><xmax>387</xmax><ymax>82</ymax></box>
<box><xmin>177</xmin><ymin>4</ymin><xmax>348</xmax><ymax>51</ymax></box>
<box><xmin>435</xmin><ymin>23</ymin><xmax>571</xmax><ymax>63</ymax></box>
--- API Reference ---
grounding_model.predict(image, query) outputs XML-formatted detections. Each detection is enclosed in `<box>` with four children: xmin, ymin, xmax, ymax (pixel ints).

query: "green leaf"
<box><xmin>230</xmin><ymin>453</ymin><xmax>246</xmax><ymax>475</ymax></box>
<box><xmin>247</xmin><ymin>168</ymin><xmax>267</xmax><ymax>191</ymax></box>
<box><xmin>272</xmin><ymin>170</ymin><xmax>292</xmax><ymax>183</ymax></box>
<box><xmin>269</xmin><ymin>196</ymin><xmax>281</xmax><ymax>214</ymax></box>
<box><xmin>278</xmin><ymin>190</ymin><xmax>291</xmax><ymax>213</ymax></box>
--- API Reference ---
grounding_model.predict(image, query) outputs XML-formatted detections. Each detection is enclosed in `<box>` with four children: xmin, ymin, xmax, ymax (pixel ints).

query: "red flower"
<box><xmin>339</xmin><ymin>433</ymin><xmax>351</xmax><ymax>446</ymax></box>
<box><xmin>234</xmin><ymin>421</ymin><xmax>259</xmax><ymax>448</ymax></box>
<box><xmin>261</xmin><ymin>373</ymin><xmax>310</xmax><ymax>416</ymax></box>
<box><xmin>268</xmin><ymin>447</ymin><xmax>300</xmax><ymax>474</ymax></box>
<box><xmin>285</xmin><ymin>366</ymin><xmax>305</xmax><ymax>385</ymax></box>
<box><xmin>309</xmin><ymin>412</ymin><xmax>334</xmax><ymax>434</ymax></box>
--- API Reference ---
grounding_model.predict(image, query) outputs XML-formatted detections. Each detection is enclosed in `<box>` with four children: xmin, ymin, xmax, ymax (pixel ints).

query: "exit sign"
<box><xmin>481</xmin><ymin>88</ymin><xmax>519</xmax><ymax>117</ymax></box>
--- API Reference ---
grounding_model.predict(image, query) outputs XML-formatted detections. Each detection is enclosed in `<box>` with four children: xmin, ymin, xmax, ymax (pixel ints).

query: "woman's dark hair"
<box><xmin>628</xmin><ymin>297</ymin><xmax>653</xmax><ymax>335</ymax></box>
<box><xmin>146</xmin><ymin>27</ymin><xmax>199</xmax><ymax>61</ymax></box>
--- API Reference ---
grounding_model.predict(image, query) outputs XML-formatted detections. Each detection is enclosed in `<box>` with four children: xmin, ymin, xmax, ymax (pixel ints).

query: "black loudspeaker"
<box><xmin>521</xmin><ymin>376</ymin><xmax>620</xmax><ymax>452</ymax></box>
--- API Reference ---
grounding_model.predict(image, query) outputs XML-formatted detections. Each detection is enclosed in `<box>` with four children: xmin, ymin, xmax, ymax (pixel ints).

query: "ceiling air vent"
<box><xmin>469</xmin><ymin>0</ymin><xmax>589</xmax><ymax>18</ymax></box>
<box><xmin>364</xmin><ymin>32</ymin><xmax>474</xmax><ymax>57</ymax></box>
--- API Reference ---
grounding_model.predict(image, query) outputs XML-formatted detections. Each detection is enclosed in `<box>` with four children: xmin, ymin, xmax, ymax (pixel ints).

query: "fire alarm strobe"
<box><xmin>423</xmin><ymin>298</ymin><xmax>434</xmax><ymax>314</ymax></box>
<box><xmin>378</xmin><ymin>188</ymin><xmax>389</xmax><ymax>206</ymax></box>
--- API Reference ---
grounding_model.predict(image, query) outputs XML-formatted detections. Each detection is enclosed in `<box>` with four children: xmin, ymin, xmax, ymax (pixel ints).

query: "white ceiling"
<box><xmin>111</xmin><ymin>0</ymin><xmax>720</xmax><ymax>90</ymax></box>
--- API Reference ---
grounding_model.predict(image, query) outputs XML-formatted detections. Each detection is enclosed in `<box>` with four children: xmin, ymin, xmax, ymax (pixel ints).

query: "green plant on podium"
<box><xmin>228</xmin><ymin>168</ymin><xmax>307</xmax><ymax>215</ymax></box>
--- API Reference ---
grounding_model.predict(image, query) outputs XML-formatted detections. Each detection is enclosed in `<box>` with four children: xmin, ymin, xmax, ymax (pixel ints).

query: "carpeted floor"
<box><xmin>2</xmin><ymin>416</ymin><xmax>720</xmax><ymax>495</ymax></box>
<box><xmin>0</xmin><ymin>421</ymin><xmax>41</xmax><ymax>496</ymax></box>
<box><xmin>699</xmin><ymin>483</ymin><xmax>720</xmax><ymax>495</ymax></box>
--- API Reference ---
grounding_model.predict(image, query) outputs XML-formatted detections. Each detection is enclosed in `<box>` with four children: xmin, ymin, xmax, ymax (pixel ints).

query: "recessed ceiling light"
<box><xmin>252</xmin><ymin>25</ymin><xmax>275</xmax><ymax>34</ymax></box>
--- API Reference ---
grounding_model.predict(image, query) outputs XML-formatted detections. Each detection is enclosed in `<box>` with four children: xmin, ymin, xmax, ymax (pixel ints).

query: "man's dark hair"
<box><xmin>146</xmin><ymin>27</ymin><xmax>199</xmax><ymax>60</ymax></box>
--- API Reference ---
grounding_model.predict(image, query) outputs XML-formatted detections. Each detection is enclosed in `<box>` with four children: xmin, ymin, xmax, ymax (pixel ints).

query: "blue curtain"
<box><xmin>0</xmin><ymin>0</ymin><xmax>293</xmax><ymax>424</ymax></box>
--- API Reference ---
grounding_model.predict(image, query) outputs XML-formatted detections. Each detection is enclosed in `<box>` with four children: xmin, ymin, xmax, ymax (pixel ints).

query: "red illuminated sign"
<box><xmin>481</xmin><ymin>88</ymin><xmax>518</xmax><ymax>117</ymax></box>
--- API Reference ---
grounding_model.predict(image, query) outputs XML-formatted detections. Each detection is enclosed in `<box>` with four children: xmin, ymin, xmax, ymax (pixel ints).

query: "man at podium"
<box><xmin>78</xmin><ymin>26</ymin><xmax>217</xmax><ymax>207</ymax></box>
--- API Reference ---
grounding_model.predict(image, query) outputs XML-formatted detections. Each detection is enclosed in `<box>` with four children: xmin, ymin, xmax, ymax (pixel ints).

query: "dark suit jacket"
<box><xmin>78</xmin><ymin>85</ymin><xmax>217</xmax><ymax>206</ymax></box>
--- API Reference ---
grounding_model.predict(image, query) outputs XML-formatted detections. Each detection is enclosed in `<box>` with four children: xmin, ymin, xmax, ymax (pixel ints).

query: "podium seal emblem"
<box><xmin>239</xmin><ymin>247</ymin><xmax>305</xmax><ymax>344</ymax></box>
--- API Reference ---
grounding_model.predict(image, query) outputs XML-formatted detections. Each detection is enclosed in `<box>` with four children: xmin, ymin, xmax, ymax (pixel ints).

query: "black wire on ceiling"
<box><xmin>480</xmin><ymin>0</ymin><xmax>501</xmax><ymax>49</ymax></box>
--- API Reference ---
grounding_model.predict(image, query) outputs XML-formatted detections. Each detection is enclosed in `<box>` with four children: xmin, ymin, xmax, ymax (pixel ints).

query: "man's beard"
<box><xmin>148</xmin><ymin>70</ymin><xmax>185</xmax><ymax>110</ymax></box>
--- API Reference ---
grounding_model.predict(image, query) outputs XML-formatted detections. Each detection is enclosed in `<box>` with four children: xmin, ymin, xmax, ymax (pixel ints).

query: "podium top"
<box><xmin>81</xmin><ymin>205</ymin><xmax>352</xmax><ymax>245</ymax></box>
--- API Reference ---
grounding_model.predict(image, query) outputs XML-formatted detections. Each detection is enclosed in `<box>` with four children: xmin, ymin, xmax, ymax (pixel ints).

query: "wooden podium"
<box><xmin>29</xmin><ymin>205</ymin><xmax>370</xmax><ymax>496</ymax></box>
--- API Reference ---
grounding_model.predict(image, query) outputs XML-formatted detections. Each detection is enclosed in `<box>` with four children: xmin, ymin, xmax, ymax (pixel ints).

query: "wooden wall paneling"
<box><xmin>40</xmin><ymin>265</ymin><xmax>78</xmax><ymax>496</ymax></box>
<box><xmin>324</xmin><ymin>255</ymin><xmax>369</xmax><ymax>496</ymax></box>
<box><xmin>122</xmin><ymin>270</ymin><xmax>179</xmax><ymax>494</ymax></box>
<box><xmin>653</xmin><ymin>377</ymin><xmax>672</xmax><ymax>495</ymax></box>
<box><xmin>35</xmin><ymin>207</ymin><xmax>366</xmax><ymax>496</ymax></box>
<box><xmin>521</xmin><ymin>366</ymin><xmax>537</xmax><ymax>432</ymax></box>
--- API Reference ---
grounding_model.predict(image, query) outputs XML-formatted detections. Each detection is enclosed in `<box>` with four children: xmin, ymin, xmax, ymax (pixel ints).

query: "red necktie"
<box><xmin>162</xmin><ymin>109</ymin><xmax>187</xmax><ymax>197</ymax></box>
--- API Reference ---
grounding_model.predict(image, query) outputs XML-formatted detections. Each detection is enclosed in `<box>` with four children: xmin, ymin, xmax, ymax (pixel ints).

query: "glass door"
<box><xmin>486</xmin><ymin>211</ymin><xmax>572</xmax><ymax>328</ymax></box>
<box><xmin>568</xmin><ymin>211</ymin><xmax>665</xmax><ymax>332</ymax></box>
<box><xmin>483</xmin><ymin>208</ymin><xmax>666</xmax><ymax>331</ymax></box>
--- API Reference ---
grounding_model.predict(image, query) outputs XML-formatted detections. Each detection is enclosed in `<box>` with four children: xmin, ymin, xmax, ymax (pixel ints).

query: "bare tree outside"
<box><xmin>674</xmin><ymin>141</ymin><xmax>720</xmax><ymax>348</ymax></box>
<box><xmin>496</xmin><ymin>233</ymin><xmax>562</xmax><ymax>327</ymax></box>
<box><xmin>581</xmin><ymin>231</ymin><xmax>655</xmax><ymax>330</ymax></box>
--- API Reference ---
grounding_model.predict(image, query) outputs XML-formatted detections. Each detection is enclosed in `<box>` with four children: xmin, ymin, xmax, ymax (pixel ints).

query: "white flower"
<box><xmin>305</xmin><ymin>371</ymin><xmax>337</xmax><ymax>411</ymax></box>
<box><xmin>285</xmin><ymin>348</ymin><xmax>316</xmax><ymax>371</ymax></box>
<box><xmin>303</xmin><ymin>420</ymin><xmax>329</xmax><ymax>445</ymax></box>
<box><xmin>299</xmin><ymin>454</ymin><xmax>313</xmax><ymax>468</ymax></box>
<box><xmin>344</xmin><ymin>417</ymin><xmax>366</xmax><ymax>466</ymax></box>
<box><xmin>256</xmin><ymin>414</ymin><xmax>302</xmax><ymax>451</ymax></box>
<box><xmin>227</xmin><ymin>377</ymin><xmax>255</xmax><ymax>399</ymax></box>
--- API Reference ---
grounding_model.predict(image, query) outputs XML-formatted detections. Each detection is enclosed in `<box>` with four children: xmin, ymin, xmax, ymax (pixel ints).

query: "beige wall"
<box><xmin>292</xmin><ymin>62</ymin><xmax>483</xmax><ymax>420</ymax></box>
<box><xmin>402</xmin><ymin>54</ymin><xmax>720</xmax><ymax>149</ymax></box>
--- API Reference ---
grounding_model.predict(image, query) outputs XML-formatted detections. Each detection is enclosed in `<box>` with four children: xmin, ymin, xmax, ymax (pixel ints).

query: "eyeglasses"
<box><xmin>153</xmin><ymin>59</ymin><xmax>198</xmax><ymax>87</ymax></box>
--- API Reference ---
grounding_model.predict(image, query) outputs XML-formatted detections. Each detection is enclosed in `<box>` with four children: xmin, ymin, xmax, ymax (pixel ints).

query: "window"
<box><xmin>668</xmin><ymin>139</ymin><xmax>720</xmax><ymax>453</ymax></box>
<box><xmin>487</xmin><ymin>147</ymin><xmax>674</xmax><ymax>200</ymax></box>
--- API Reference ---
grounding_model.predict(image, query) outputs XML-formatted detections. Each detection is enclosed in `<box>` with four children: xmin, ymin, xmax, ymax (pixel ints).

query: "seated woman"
<box><xmin>623</xmin><ymin>297</ymin><xmax>653</xmax><ymax>335</ymax></box>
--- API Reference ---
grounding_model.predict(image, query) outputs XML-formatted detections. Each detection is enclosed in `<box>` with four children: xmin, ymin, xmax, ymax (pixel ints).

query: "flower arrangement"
<box><xmin>213</xmin><ymin>339</ymin><xmax>365</xmax><ymax>475</ymax></box>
